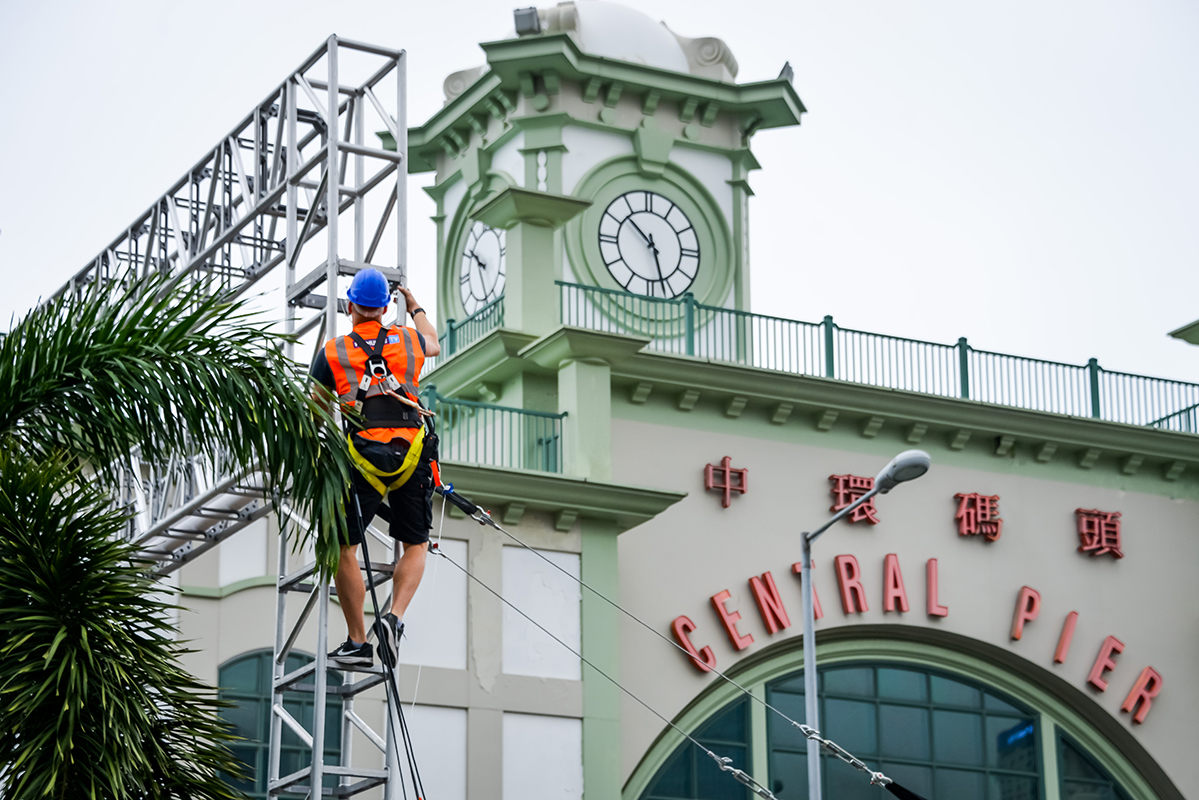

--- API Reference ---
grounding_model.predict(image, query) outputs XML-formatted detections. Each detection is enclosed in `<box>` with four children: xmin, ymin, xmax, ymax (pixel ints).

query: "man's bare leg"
<box><xmin>334</xmin><ymin>544</ymin><xmax>367</xmax><ymax>643</ymax></box>
<box><xmin>389</xmin><ymin>541</ymin><xmax>428</xmax><ymax>620</ymax></box>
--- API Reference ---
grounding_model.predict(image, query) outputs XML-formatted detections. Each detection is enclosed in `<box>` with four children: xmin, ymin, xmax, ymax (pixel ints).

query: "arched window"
<box><xmin>1059</xmin><ymin>733</ymin><xmax>1131</xmax><ymax>800</ymax></box>
<box><xmin>642</xmin><ymin>698</ymin><xmax>750</xmax><ymax>800</ymax></box>
<box><xmin>766</xmin><ymin>664</ymin><xmax>1038</xmax><ymax>799</ymax></box>
<box><xmin>218</xmin><ymin>650</ymin><xmax>343</xmax><ymax>799</ymax></box>
<box><xmin>638</xmin><ymin>662</ymin><xmax>1119</xmax><ymax>800</ymax></box>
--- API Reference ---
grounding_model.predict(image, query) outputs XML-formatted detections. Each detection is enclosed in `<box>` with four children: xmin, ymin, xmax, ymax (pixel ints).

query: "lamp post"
<box><xmin>801</xmin><ymin>450</ymin><xmax>931</xmax><ymax>800</ymax></box>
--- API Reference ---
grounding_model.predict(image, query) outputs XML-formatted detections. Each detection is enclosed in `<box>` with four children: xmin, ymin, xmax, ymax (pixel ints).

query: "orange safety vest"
<box><xmin>324</xmin><ymin>320</ymin><xmax>425</xmax><ymax>440</ymax></box>
<box><xmin>324</xmin><ymin>321</ymin><xmax>428</xmax><ymax>495</ymax></box>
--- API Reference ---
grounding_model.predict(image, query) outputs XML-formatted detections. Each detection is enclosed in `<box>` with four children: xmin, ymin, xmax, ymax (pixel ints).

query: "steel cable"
<box><xmin>436</xmin><ymin>488</ymin><xmax>918</xmax><ymax>797</ymax></box>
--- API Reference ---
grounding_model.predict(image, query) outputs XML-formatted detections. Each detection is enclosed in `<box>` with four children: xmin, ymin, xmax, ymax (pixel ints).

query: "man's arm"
<box><xmin>398</xmin><ymin>287</ymin><xmax>440</xmax><ymax>357</ymax></box>
<box><xmin>309</xmin><ymin>347</ymin><xmax>337</xmax><ymax>412</ymax></box>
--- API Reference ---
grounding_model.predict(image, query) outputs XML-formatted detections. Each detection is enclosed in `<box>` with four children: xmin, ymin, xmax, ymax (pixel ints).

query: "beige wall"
<box><xmin>174</xmin><ymin>508</ymin><xmax>588</xmax><ymax>800</ymax></box>
<box><xmin>611</xmin><ymin>416</ymin><xmax>1198</xmax><ymax>790</ymax></box>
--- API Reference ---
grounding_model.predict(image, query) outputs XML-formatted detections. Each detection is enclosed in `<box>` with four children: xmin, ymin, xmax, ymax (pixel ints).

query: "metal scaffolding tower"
<box><xmin>50</xmin><ymin>34</ymin><xmax>411</xmax><ymax>799</ymax></box>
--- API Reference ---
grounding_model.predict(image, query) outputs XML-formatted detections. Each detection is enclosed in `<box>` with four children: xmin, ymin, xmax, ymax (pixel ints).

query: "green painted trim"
<box><xmin>608</xmin><ymin>351</ymin><xmax>1198</xmax><ymax>493</ymax></box>
<box><xmin>729</xmin><ymin>149</ymin><xmax>754</xmax><ymax>313</ymax></box>
<box><xmin>441</xmin><ymin>178</ymin><xmax>520</xmax><ymax>322</ymax></box>
<box><xmin>408</xmin><ymin>73</ymin><xmax>507</xmax><ymax>173</ymax></box>
<box><xmin>582</xmin><ymin>518</ymin><xmax>621</xmax><ymax>800</ymax></box>
<box><xmin>1166</xmin><ymin>318</ymin><xmax>1199</xmax><ymax>345</ymax></box>
<box><xmin>422</xmin><ymin>328</ymin><xmax>538</xmax><ymax>397</ymax></box>
<box><xmin>562</xmin><ymin>155</ymin><xmax>735</xmax><ymax>312</ymax></box>
<box><xmin>408</xmin><ymin>35</ymin><xmax>804</xmax><ymax>174</ymax></box>
<box><xmin>1040</xmin><ymin>716</ymin><xmax>1062</xmax><ymax>800</ymax></box>
<box><xmin>426</xmin><ymin>386</ymin><xmax>565</xmax><ymax>419</ymax></box>
<box><xmin>620</xmin><ymin>627</ymin><xmax>1180</xmax><ymax>800</ymax></box>
<box><xmin>475</xmin><ymin>186</ymin><xmax>591</xmax><ymax>230</ymax></box>
<box><xmin>422</xmin><ymin>176</ymin><xmax>457</xmax><ymax>204</ymax></box>
<box><xmin>430</xmin><ymin>319</ymin><xmax>1195</xmax><ymax>493</ymax></box>
<box><xmin>554</xmin><ymin>114</ymin><xmax>769</xmax><ymax>161</ymax></box>
<box><xmin>477</xmin><ymin>35</ymin><xmax>806</xmax><ymax>128</ymax></box>
<box><xmin>520</xmin><ymin>326</ymin><xmax>651</xmax><ymax>371</ymax></box>
<box><xmin>436</xmin><ymin>460</ymin><xmax>685</xmax><ymax>532</ymax></box>
<box><xmin>181</xmin><ymin>575</ymin><xmax>277</xmax><ymax>599</ymax></box>
<box><xmin>749</xmin><ymin>682</ymin><xmax>769</xmax><ymax>782</ymax></box>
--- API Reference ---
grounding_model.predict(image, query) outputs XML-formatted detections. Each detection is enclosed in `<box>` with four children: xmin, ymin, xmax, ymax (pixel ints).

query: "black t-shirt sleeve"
<box><xmin>417</xmin><ymin>331</ymin><xmax>426</xmax><ymax>354</ymax></box>
<box><xmin>310</xmin><ymin>347</ymin><xmax>335</xmax><ymax>389</ymax></box>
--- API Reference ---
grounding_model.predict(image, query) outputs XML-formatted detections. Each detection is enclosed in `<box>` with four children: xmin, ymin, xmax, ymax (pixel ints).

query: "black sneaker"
<box><xmin>328</xmin><ymin>638</ymin><xmax>373</xmax><ymax>667</ymax></box>
<box><xmin>373</xmin><ymin>613</ymin><xmax>404</xmax><ymax>667</ymax></box>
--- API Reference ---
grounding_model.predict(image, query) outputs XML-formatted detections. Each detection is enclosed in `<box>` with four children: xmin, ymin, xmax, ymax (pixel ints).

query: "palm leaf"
<box><xmin>0</xmin><ymin>272</ymin><xmax>352</xmax><ymax>576</ymax></box>
<box><xmin>0</xmin><ymin>449</ymin><xmax>246</xmax><ymax>798</ymax></box>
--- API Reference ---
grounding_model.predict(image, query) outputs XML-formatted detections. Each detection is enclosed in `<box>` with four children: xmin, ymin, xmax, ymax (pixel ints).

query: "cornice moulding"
<box><xmin>613</xmin><ymin>351</ymin><xmax>1199</xmax><ymax>465</ymax></box>
<box><xmin>439</xmin><ymin>461</ymin><xmax>686</xmax><ymax>531</ymax></box>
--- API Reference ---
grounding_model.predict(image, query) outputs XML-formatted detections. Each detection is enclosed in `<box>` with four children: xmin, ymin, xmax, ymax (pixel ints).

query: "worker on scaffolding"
<box><xmin>310</xmin><ymin>268</ymin><xmax>441</xmax><ymax>667</ymax></box>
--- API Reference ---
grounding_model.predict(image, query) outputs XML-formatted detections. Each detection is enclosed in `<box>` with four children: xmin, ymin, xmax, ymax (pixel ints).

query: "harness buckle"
<box><xmin>366</xmin><ymin>355</ymin><xmax>389</xmax><ymax>379</ymax></box>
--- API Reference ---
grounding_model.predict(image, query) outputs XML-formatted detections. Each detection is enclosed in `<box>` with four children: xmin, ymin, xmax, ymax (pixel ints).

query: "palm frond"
<box><xmin>0</xmin><ymin>449</ymin><xmax>246</xmax><ymax>798</ymax></box>
<box><xmin>0</xmin><ymin>273</ymin><xmax>351</xmax><ymax>575</ymax></box>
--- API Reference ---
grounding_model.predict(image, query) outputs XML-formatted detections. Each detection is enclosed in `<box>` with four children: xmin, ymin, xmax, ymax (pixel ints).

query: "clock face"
<box><xmin>459</xmin><ymin>221</ymin><xmax>506</xmax><ymax>315</ymax></box>
<box><xmin>598</xmin><ymin>191</ymin><xmax>700</xmax><ymax>298</ymax></box>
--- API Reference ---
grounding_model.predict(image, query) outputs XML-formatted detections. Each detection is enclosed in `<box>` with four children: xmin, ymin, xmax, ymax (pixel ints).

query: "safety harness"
<box><xmin>330</xmin><ymin>324</ymin><xmax>432</xmax><ymax>497</ymax></box>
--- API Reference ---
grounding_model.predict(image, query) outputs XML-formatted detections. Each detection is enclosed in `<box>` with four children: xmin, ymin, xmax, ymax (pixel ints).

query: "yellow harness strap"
<box><xmin>347</xmin><ymin>426</ymin><xmax>426</xmax><ymax>497</ymax></box>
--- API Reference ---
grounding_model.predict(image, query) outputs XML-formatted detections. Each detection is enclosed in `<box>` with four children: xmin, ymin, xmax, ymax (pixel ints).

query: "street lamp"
<box><xmin>801</xmin><ymin>450</ymin><xmax>931</xmax><ymax>800</ymax></box>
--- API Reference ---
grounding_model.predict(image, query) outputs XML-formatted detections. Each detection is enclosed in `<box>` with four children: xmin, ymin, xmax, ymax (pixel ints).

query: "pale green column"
<box><xmin>581</xmin><ymin>518</ymin><xmax>621</xmax><ymax>800</ymax></box>
<box><xmin>750</xmin><ymin>683</ymin><xmax>769</xmax><ymax>782</ymax></box>
<box><xmin>504</xmin><ymin>220</ymin><xmax>560</xmax><ymax>336</ymax></box>
<box><xmin>558</xmin><ymin>358</ymin><xmax>612</xmax><ymax>480</ymax></box>
<box><xmin>474</xmin><ymin>186</ymin><xmax>590</xmax><ymax>338</ymax></box>
<box><xmin>1039</xmin><ymin>715</ymin><xmax>1061</xmax><ymax>800</ymax></box>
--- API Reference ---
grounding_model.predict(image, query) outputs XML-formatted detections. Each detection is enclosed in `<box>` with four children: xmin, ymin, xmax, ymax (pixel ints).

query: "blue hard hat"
<box><xmin>347</xmin><ymin>268</ymin><xmax>391</xmax><ymax>308</ymax></box>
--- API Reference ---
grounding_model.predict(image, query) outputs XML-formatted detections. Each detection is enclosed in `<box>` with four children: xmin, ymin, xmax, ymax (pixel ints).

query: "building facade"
<box><xmin>178</xmin><ymin>5</ymin><xmax>1198</xmax><ymax>799</ymax></box>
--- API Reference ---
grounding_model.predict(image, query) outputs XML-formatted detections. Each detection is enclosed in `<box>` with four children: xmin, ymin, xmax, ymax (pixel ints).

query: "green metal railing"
<box><xmin>422</xmin><ymin>387</ymin><xmax>565</xmax><ymax>473</ymax></box>
<box><xmin>558</xmin><ymin>281</ymin><xmax>1199</xmax><ymax>431</ymax></box>
<box><xmin>1149</xmin><ymin>402</ymin><xmax>1198</xmax><ymax>434</ymax></box>
<box><xmin>421</xmin><ymin>296</ymin><xmax>505</xmax><ymax>377</ymax></box>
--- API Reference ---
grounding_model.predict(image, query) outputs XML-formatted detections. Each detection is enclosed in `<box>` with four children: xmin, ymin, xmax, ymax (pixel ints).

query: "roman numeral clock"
<box><xmin>563</xmin><ymin>154</ymin><xmax>734</xmax><ymax>317</ymax></box>
<box><xmin>459</xmin><ymin>220</ymin><xmax>506</xmax><ymax>315</ymax></box>
<box><xmin>599</xmin><ymin>191</ymin><xmax>700</xmax><ymax>299</ymax></box>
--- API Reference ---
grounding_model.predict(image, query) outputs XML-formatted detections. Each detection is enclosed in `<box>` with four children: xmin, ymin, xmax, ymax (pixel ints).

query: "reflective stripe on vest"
<box><xmin>324</xmin><ymin>321</ymin><xmax>424</xmax><ymax>407</ymax></box>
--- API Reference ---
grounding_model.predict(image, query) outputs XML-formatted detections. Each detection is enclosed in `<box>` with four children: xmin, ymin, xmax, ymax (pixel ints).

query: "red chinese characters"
<box><xmin>954</xmin><ymin>493</ymin><xmax>1002</xmax><ymax>541</ymax></box>
<box><xmin>1076</xmin><ymin>508</ymin><xmax>1124</xmax><ymax>559</ymax></box>
<box><xmin>829</xmin><ymin>474</ymin><xmax>879</xmax><ymax>524</ymax></box>
<box><xmin>705</xmin><ymin>456</ymin><xmax>747</xmax><ymax>509</ymax></box>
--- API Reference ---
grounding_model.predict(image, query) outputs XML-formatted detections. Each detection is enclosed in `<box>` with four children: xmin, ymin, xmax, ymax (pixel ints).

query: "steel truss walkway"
<box><xmin>51</xmin><ymin>34</ymin><xmax>413</xmax><ymax>799</ymax></box>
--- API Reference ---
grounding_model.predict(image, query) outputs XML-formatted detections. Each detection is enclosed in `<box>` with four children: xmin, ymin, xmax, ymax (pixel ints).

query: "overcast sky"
<box><xmin>1</xmin><ymin>0</ymin><xmax>1196</xmax><ymax>383</ymax></box>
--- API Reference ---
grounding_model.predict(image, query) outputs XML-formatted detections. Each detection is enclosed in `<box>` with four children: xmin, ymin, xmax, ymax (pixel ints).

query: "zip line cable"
<box><xmin>429</xmin><ymin>544</ymin><xmax>781</xmax><ymax>800</ymax></box>
<box><xmin>436</xmin><ymin>486</ymin><xmax>808</xmax><ymax>728</ymax></box>
<box><xmin>434</xmin><ymin>485</ymin><xmax>921</xmax><ymax>798</ymax></box>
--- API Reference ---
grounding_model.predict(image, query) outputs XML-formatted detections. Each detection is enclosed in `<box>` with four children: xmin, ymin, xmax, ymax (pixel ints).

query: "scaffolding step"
<box><xmin>275</xmin><ymin>661</ymin><xmax>387</xmax><ymax>695</ymax></box>
<box><xmin>269</xmin><ymin>765</ymin><xmax>389</xmax><ymax>797</ymax></box>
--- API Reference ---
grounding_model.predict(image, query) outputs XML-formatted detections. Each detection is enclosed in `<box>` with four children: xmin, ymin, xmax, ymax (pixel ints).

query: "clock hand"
<box><xmin>648</xmin><ymin>234</ymin><xmax>663</xmax><ymax>280</ymax></box>
<box><xmin>466</xmin><ymin>249</ymin><xmax>486</xmax><ymax>268</ymax></box>
<box><xmin>626</xmin><ymin>218</ymin><xmax>655</xmax><ymax>248</ymax></box>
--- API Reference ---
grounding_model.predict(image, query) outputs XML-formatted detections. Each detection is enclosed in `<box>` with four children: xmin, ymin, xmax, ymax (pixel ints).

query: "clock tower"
<box><xmin>407</xmin><ymin>0</ymin><xmax>804</xmax><ymax>345</ymax></box>
<box><xmin>400</xmin><ymin>10</ymin><xmax>803</xmax><ymax>800</ymax></box>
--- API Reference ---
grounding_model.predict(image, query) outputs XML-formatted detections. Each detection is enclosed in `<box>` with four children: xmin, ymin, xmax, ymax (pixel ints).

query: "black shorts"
<box><xmin>345</xmin><ymin>458</ymin><xmax>434</xmax><ymax>547</ymax></box>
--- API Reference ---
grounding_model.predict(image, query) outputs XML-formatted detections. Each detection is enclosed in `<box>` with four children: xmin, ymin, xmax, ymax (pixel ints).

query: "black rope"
<box><xmin>354</xmin><ymin>490</ymin><xmax>427</xmax><ymax>800</ymax></box>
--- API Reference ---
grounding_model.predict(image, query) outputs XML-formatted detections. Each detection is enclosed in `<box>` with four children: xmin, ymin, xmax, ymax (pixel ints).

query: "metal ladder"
<box><xmin>79</xmin><ymin>32</ymin><xmax>413</xmax><ymax>799</ymax></box>
<box><xmin>267</xmin><ymin>514</ymin><xmax>405</xmax><ymax>798</ymax></box>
